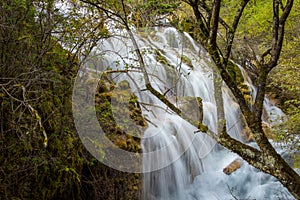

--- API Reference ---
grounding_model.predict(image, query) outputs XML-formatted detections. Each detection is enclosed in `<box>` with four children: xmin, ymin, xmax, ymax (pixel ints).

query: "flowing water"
<box><xmin>85</xmin><ymin>26</ymin><xmax>296</xmax><ymax>199</ymax></box>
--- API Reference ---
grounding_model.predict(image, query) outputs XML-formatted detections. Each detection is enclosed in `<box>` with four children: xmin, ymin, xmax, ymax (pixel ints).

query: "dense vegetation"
<box><xmin>0</xmin><ymin>0</ymin><xmax>140</xmax><ymax>199</ymax></box>
<box><xmin>0</xmin><ymin>0</ymin><xmax>299</xmax><ymax>199</ymax></box>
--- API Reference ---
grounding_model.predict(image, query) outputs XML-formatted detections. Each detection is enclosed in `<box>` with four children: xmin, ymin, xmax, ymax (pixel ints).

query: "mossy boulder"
<box><xmin>95</xmin><ymin>79</ymin><xmax>147</xmax><ymax>153</ymax></box>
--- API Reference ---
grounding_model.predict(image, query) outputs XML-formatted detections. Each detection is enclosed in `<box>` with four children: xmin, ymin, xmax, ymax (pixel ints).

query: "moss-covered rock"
<box><xmin>95</xmin><ymin>79</ymin><xmax>146</xmax><ymax>153</ymax></box>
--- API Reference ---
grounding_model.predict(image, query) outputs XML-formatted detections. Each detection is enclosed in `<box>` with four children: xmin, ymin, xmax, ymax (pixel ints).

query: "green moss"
<box><xmin>154</xmin><ymin>49</ymin><xmax>172</xmax><ymax>67</ymax></box>
<box><xmin>94</xmin><ymin>79</ymin><xmax>145</xmax><ymax>153</ymax></box>
<box><xmin>181</xmin><ymin>54</ymin><xmax>193</xmax><ymax>69</ymax></box>
<box><xmin>292</xmin><ymin>154</ymin><xmax>300</xmax><ymax>169</ymax></box>
<box><xmin>226</xmin><ymin>60</ymin><xmax>244</xmax><ymax>84</ymax></box>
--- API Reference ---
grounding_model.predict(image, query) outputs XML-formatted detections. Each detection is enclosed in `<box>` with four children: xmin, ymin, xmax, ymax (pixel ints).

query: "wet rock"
<box><xmin>223</xmin><ymin>158</ymin><xmax>243</xmax><ymax>175</ymax></box>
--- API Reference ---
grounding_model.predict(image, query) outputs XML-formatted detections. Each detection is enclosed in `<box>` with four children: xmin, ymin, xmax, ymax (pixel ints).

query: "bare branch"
<box><xmin>261</xmin><ymin>48</ymin><xmax>272</xmax><ymax>63</ymax></box>
<box><xmin>208</xmin><ymin>0</ymin><xmax>221</xmax><ymax>46</ymax></box>
<box><xmin>269</xmin><ymin>0</ymin><xmax>293</xmax><ymax>69</ymax></box>
<box><xmin>224</xmin><ymin>0</ymin><xmax>249</xmax><ymax>64</ymax></box>
<box><xmin>185</xmin><ymin>0</ymin><xmax>210</xmax><ymax>40</ymax></box>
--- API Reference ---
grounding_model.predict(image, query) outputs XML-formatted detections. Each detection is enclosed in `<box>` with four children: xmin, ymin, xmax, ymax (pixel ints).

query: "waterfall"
<box><xmin>82</xmin><ymin>26</ymin><xmax>295</xmax><ymax>199</ymax></box>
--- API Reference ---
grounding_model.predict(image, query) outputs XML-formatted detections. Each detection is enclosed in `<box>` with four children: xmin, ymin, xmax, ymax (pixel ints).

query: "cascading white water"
<box><xmin>85</xmin><ymin>26</ymin><xmax>296</xmax><ymax>199</ymax></box>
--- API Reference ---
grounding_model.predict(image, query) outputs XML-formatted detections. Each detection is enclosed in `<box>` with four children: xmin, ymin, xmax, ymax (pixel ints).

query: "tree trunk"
<box><xmin>268</xmin><ymin>151</ymin><xmax>300</xmax><ymax>199</ymax></box>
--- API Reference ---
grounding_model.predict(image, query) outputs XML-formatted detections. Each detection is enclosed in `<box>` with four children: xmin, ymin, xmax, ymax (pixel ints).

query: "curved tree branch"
<box><xmin>269</xmin><ymin>0</ymin><xmax>293</xmax><ymax>69</ymax></box>
<box><xmin>224</xmin><ymin>0</ymin><xmax>249</xmax><ymax>65</ymax></box>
